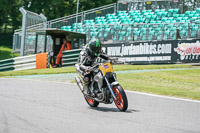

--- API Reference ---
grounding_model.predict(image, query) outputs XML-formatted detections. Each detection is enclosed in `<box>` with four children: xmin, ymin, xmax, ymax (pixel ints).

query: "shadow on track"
<box><xmin>89</xmin><ymin>106</ymin><xmax>139</xmax><ymax>113</ymax></box>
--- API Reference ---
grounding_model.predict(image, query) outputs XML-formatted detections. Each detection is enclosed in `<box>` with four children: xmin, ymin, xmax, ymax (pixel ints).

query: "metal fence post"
<box><xmin>114</xmin><ymin>3</ymin><xmax>117</xmax><ymax>14</ymax></box>
<box><xmin>17</xmin><ymin>8</ymin><xmax>48</xmax><ymax>56</ymax></box>
<box><xmin>81</xmin><ymin>12</ymin><xmax>84</xmax><ymax>23</ymax></box>
<box><xmin>131</xmin><ymin>24</ymin><xmax>133</xmax><ymax>41</ymax></box>
<box><xmin>161</xmin><ymin>23</ymin><xmax>164</xmax><ymax>40</ymax></box>
<box><xmin>146</xmin><ymin>24</ymin><xmax>149</xmax><ymax>41</ymax></box>
<box><xmin>117</xmin><ymin>2</ymin><xmax>119</xmax><ymax>12</ymax></box>
<box><xmin>39</xmin><ymin>13</ymin><xmax>47</xmax><ymax>28</ymax></box>
<box><xmin>19</xmin><ymin>7</ymin><xmax>27</xmax><ymax>56</ymax></box>
<box><xmin>188</xmin><ymin>23</ymin><xmax>190</xmax><ymax>38</ymax></box>
<box><xmin>76</xmin><ymin>0</ymin><xmax>79</xmax><ymax>25</ymax></box>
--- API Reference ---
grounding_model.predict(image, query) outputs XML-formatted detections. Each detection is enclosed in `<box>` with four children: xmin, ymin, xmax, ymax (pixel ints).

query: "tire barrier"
<box><xmin>0</xmin><ymin>53</ymin><xmax>49</xmax><ymax>72</ymax></box>
<box><xmin>47</xmin><ymin>52</ymin><xmax>51</xmax><ymax>68</ymax></box>
<box><xmin>61</xmin><ymin>49</ymin><xmax>81</xmax><ymax>66</ymax></box>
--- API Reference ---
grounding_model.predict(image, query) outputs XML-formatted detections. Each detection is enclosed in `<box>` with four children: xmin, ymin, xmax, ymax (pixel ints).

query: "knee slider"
<box><xmin>84</xmin><ymin>77</ymin><xmax>90</xmax><ymax>83</ymax></box>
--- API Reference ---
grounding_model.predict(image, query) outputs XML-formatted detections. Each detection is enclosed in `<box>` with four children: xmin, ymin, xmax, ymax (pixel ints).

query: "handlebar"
<box><xmin>91</xmin><ymin>58</ymin><xmax>118</xmax><ymax>69</ymax></box>
<box><xmin>86</xmin><ymin>58</ymin><xmax>119</xmax><ymax>73</ymax></box>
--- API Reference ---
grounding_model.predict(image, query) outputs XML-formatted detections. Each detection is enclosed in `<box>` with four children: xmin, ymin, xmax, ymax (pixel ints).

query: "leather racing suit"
<box><xmin>75</xmin><ymin>45</ymin><xmax>110</xmax><ymax>93</ymax></box>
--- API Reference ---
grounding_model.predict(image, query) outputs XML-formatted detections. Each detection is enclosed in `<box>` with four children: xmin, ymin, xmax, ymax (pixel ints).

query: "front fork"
<box><xmin>104</xmin><ymin>76</ymin><xmax>117</xmax><ymax>100</ymax></box>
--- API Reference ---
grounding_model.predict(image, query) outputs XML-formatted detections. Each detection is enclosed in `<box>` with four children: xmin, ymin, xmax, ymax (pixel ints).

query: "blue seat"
<box><xmin>173</xmin><ymin>9</ymin><xmax>179</xmax><ymax>14</ymax></box>
<box><xmin>61</xmin><ymin>26</ymin><xmax>71</xmax><ymax>31</ymax></box>
<box><xmin>103</xmin><ymin>28</ymin><xmax>111</xmax><ymax>38</ymax></box>
<box><xmin>148</xmin><ymin>31</ymin><xmax>155</xmax><ymax>40</ymax></box>
<box><xmin>180</xmin><ymin>30</ymin><xmax>188</xmax><ymax>38</ymax></box>
<box><xmin>140</xmin><ymin>28</ymin><xmax>148</xmax><ymax>40</ymax></box>
<box><xmin>119</xmin><ymin>31</ymin><xmax>126</xmax><ymax>41</ymax></box>
<box><xmin>77</xmin><ymin>29</ymin><xmax>85</xmax><ymax>33</ymax></box>
<box><xmin>90</xmin><ymin>32</ymin><xmax>98</xmax><ymax>39</ymax></box>
<box><xmin>161</xmin><ymin>17</ymin><xmax>168</xmax><ymax>22</ymax></box>
<box><xmin>155</xmin><ymin>27</ymin><xmax>162</xmax><ymax>33</ymax></box>
<box><xmin>169</xmin><ymin>27</ymin><xmax>177</xmax><ymax>40</ymax></box>
<box><xmin>73</xmin><ymin>23</ymin><xmax>82</xmax><ymax>29</ymax></box>
<box><xmin>164</xmin><ymin>30</ymin><xmax>170</xmax><ymax>40</ymax></box>
<box><xmin>191</xmin><ymin>26</ymin><xmax>198</xmax><ymax>37</ymax></box>
<box><xmin>167</xmin><ymin>9</ymin><xmax>174</xmax><ymax>17</ymax></box>
<box><xmin>156</xmin><ymin>31</ymin><xmax>163</xmax><ymax>41</ymax></box>
<box><xmin>141</xmin><ymin>28</ymin><xmax>147</xmax><ymax>33</ymax></box>
<box><xmin>133</xmin><ymin>31</ymin><xmax>140</xmax><ymax>41</ymax></box>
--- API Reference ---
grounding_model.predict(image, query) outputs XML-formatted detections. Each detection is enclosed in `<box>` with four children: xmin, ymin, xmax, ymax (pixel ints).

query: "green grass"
<box><xmin>118</xmin><ymin>69</ymin><xmax>200</xmax><ymax>100</ymax></box>
<box><xmin>0</xmin><ymin>67</ymin><xmax>76</xmax><ymax>77</ymax></box>
<box><xmin>0</xmin><ymin>64</ymin><xmax>195</xmax><ymax>77</ymax></box>
<box><xmin>0</xmin><ymin>46</ymin><xmax>19</xmax><ymax>60</ymax></box>
<box><xmin>113</xmin><ymin>64</ymin><xmax>194</xmax><ymax>71</ymax></box>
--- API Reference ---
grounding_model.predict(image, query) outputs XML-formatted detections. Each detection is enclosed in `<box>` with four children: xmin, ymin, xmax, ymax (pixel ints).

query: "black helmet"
<box><xmin>88</xmin><ymin>39</ymin><xmax>102</xmax><ymax>56</ymax></box>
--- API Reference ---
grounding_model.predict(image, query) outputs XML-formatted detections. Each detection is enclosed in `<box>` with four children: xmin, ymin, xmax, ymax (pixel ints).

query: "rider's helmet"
<box><xmin>88</xmin><ymin>39</ymin><xmax>102</xmax><ymax>56</ymax></box>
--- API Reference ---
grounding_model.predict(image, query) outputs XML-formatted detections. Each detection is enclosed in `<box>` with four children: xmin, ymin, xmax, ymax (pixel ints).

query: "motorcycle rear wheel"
<box><xmin>112</xmin><ymin>85</ymin><xmax>128</xmax><ymax>111</ymax></box>
<box><xmin>85</xmin><ymin>96</ymin><xmax>99</xmax><ymax>107</ymax></box>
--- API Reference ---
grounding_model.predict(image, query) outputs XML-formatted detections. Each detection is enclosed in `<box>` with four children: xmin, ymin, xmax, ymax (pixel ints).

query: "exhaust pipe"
<box><xmin>75</xmin><ymin>76</ymin><xmax>83</xmax><ymax>92</ymax></box>
<box><xmin>75</xmin><ymin>76</ymin><xmax>104</xmax><ymax>102</ymax></box>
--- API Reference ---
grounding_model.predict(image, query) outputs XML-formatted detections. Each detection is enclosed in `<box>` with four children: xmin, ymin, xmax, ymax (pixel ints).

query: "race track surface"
<box><xmin>0</xmin><ymin>78</ymin><xmax>200</xmax><ymax>133</ymax></box>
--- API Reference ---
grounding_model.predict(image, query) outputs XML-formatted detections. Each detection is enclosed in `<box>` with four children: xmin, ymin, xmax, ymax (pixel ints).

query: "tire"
<box><xmin>85</xmin><ymin>96</ymin><xmax>99</xmax><ymax>107</ymax></box>
<box><xmin>112</xmin><ymin>85</ymin><xmax>128</xmax><ymax>111</ymax></box>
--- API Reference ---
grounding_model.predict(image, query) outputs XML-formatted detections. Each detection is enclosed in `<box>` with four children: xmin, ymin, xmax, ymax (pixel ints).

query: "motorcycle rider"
<box><xmin>75</xmin><ymin>39</ymin><xmax>110</xmax><ymax>95</ymax></box>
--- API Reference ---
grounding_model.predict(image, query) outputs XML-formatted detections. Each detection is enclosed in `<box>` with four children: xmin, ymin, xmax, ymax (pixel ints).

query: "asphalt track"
<box><xmin>0</xmin><ymin>78</ymin><xmax>200</xmax><ymax>133</ymax></box>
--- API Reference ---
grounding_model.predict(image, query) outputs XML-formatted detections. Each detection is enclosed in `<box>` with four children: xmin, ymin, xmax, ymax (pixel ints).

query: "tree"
<box><xmin>0</xmin><ymin>0</ymin><xmax>117</xmax><ymax>46</ymax></box>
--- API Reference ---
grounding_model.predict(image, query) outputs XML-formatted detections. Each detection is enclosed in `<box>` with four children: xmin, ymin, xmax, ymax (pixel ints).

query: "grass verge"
<box><xmin>113</xmin><ymin>64</ymin><xmax>194</xmax><ymax>71</ymax></box>
<box><xmin>118</xmin><ymin>69</ymin><xmax>200</xmax><ymax>100</ymax></box>
<box><xmin>0</xmin><ymin>64</ymin><xmax>195</xmax><ymax>77</ymax></box>
<box><xmin>0</xmin><ymin>67</ymin><xmax>76</xmax><ymax>77</ymax></box>
<box><xmin>0</xmin><ymin>46</ymin><xmax>19</xmax><ymax>60</ymax></box>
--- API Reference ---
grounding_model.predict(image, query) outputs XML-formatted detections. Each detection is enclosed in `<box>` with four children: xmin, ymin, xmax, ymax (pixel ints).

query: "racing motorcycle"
<box><xmin>75</xmin><ymin>60</ymin><xmax>128</xmax><ymax>111</ymax></box>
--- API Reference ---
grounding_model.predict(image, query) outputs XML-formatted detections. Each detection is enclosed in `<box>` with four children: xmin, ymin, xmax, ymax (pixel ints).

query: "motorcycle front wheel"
<box><xmin>112</xmin><ymin>85</ymin><xmax>128</xmax><ymax>111</ymax></box>
<box><xmin>85</xmin><ymin>96</ymin><xmax>99</xmax><ymax>107</ymax></box>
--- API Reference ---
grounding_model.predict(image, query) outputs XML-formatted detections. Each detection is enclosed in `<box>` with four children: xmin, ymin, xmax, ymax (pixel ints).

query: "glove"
<box><xmin>85</xmin><ymin>66</ymin><xmax>92</xmax><ymax>72</ymax></box>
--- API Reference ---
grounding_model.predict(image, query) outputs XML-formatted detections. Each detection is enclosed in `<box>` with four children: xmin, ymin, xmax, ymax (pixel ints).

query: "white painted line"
<box><xmin>125</xmin><ymin>90</ymin><xmax>200</xmax><ymax>103</ymax></box>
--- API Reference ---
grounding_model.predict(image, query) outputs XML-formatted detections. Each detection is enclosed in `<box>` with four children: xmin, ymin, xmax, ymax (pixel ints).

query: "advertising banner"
<box><xmin>103</xmin><ymin>39</ymin><xmax>200</xmax><ymax>64</ymax></box>
<box><xmin>174</xmin><ymin>39</ymin><xmax>200</xmax><ymax>63</ymax></box>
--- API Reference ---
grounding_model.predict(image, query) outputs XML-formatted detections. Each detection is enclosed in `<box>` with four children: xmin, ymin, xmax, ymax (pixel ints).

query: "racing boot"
<box><xmin>83</xmin><ymin>83</ymin><xmax>97</xmax><ymax>97</ymax></box>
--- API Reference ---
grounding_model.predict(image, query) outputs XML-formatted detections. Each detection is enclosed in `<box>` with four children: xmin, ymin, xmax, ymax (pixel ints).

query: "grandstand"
<box><xmin>13</xmin><ymin>0</ymin><xmax>200</xmax><ymax>58</ymax></box>
<box><xmin>59</xmin><ymin>1</ymin><xmax>200</xmax><ymax>43</ymax></box>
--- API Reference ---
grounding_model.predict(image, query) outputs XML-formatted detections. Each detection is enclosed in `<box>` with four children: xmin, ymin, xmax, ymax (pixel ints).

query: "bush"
<box><xmin>0</xmin><ymin>33</ymin><xmax>13</xmax><ymax>47</ymax></box>
<box><xmin>0</xmin><ymin>46</ymin><xmax>19</xmax><ymax>60</ymax></box>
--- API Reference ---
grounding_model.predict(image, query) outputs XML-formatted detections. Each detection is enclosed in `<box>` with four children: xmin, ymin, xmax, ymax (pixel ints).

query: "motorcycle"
<box><xmin>75</xmin><ymin>59</ymin><xmax>128</xmax><ymax>111</ymax></box>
